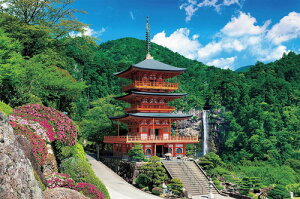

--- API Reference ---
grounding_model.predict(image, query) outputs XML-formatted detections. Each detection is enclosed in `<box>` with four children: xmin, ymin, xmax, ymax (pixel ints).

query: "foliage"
<box><xmin>286</xmin><ymin>184</ymin><xmax>300</xmax><ymax>196</ymax></box>
<box><xmin>9</xmin><ymin>116</ymin><xmax>48</xmax><ymax>165</ymax></box>
<box><xmin>0</xmin><ymin>101</ymin><xmax>13</xmax><ymax>115</ymax></box>
<box><xmin>128</xmin><ymin>144</ymin><xmax>146</xmax><ymax>162</ymax></box>
<box><xmin>137</xmin><ymin>156</ymin><xmax>168</xmax><ymax>190</ymax></box>
<box><xmin>151</xmin><ymin>187</ymin><xmax>163</xmax><ymax>196</ymax></box>
<box><xmin>135</xmin><ymin>173</ymin><xmax>151</xmax><ymax>188</ymax></box>
<box><xmin>74</xmin><ymin>182</ymin><xmax>105</xmax><ymax>199</ymax></box>
<box><xmin>46</xmin><ymin>172</ymin><xmax>75</xmax><ymax>189</ymax></box>
<box><xmin>198</xmin><ymin>152</ymin><xmax>225</xmax><ymax>171</ymax></box>
<box><xmin>57</xmin><ymin>143</ymin><xmax>110</xmax><ymax>199</ymax></box>
<box><xmin>13</xmin><ymin>104</ymin><xmax>77</xmax><ymax>145</ymax></box>
<box><xmin>268</xmin><ymin>185</ymin><xmax>290</xmax><ymax>199</ymax></box>
<box><xmin>168</xmin><ymin>178</ymin><xmax>184</xmax><ymax>196</ymax></box>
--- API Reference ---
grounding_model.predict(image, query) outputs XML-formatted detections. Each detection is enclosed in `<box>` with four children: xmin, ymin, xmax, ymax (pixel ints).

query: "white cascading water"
<box><xmin>203</xmin><ymin>110</ymin><xmax>209</xmax><ymax>155</ymax></box>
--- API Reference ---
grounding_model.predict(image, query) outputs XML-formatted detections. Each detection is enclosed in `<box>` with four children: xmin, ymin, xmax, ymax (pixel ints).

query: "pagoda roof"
<box><xmin>115</xmin><ymin>91</ymin><xmax>187</xmax><ymax>101</ymax></box>
<box><xmin>114</xmin><ymin>59</ymin><xmax>186</xmax><ymax>77</ymax></box>
<box><xmin>110</xmin><ymin>112</ymin><xmax>192</xmax><ymax>120</ymax></box>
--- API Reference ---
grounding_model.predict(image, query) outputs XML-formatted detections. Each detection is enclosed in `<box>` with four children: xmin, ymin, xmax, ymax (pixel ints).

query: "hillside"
<box><xmin>1</xmin><ymin>11</ymin><xmax>300</xmax><ymax>198</ymax></box>
<box><xmin>235</xmin><ymin>65</ymin><xmax>253</xmax><ymax>72</ymax></box>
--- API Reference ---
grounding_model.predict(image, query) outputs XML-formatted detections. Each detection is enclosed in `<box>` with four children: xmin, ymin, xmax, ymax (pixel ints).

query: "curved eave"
<box><xmin>115</xmin><ymin>91</ymin><xmax>187</xmax><ymax>102</ymax></box>
<box><xmin>110</xmin><ymin>113</ymin><xmax>192</xmax><ymax>120</ymax></box>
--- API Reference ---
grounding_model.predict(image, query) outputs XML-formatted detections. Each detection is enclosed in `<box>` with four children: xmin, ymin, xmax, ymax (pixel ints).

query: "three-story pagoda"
<box><xmin>103</xmin><ymin>18</ymin><xmax>198</xmax><ymax>157</ymax></box>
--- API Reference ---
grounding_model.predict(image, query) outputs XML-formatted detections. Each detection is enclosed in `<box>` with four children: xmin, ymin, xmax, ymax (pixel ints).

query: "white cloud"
<box><xmin>152</xmin><ymin>28</ymin><xmax>201</xmax><ymax>59</ymax></box>
<box><xmin>152</xmin><ymin>11</ymin><xmax>299</xmax><ymax>70</ymax></box>
<box><xmin>207</xmin><ymin>56</ymin><xmax>237</xmax><ymax>69</ymax></box>
<box><xmin>70</xmin><ymin>27</ymin><xmax>106</xmax><ymax>38</ymax></box>
<box><xmin>221</xmin><ymin>12</ymin><xmax>270</xmax><ymax>37</ymax></box>
<box><xmin>180</xmin><ymin>0</ymin><xmax>241</xmax><ymax>22</ymax></box>
<box><xmin>130</xmin><ymin>11</ymin><xmax>135</xmax><ymax>20</ymax></box>
<box><xmin>179</xmin><ymin>0</ymin><xmax>199</xmax><ymax>22</ymax></box>
<box><xmin>267</xmin><ymin>12</ymin><xmax>300</xmax><ymax>44</ymax></box>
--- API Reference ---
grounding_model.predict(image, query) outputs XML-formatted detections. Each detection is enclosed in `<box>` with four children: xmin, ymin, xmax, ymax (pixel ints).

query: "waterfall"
<box><xmin>203</xmin><ymin>110</ymin><xmax>209</xmax><ymax>155</ymax></box>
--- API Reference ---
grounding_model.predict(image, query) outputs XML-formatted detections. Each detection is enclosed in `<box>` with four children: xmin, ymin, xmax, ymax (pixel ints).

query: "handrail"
<box><xmin>179</xmin><ymin>160</ymin><xmax>205</xmax><ymax>195</ymax></box>
<box><xmin>122</xmin><ymin>81</ymin><xmax>179</xmax><ymax>91</ymax></box>
<box><xmin>103</xmin><ymin>135</ymin><xmax>198</xmax><ymax>143</ymax></box>
<box><xmin>193</xmin><ymin>160</ymin><xmax>225</xmax><ymax>195</ymax></box>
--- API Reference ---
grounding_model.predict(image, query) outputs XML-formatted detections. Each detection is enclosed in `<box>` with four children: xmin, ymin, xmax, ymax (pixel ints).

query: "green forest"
<box><xmin>0</xmin><ymin>1</ymin><xmax>299</xmax><ymax>198</ymax></box>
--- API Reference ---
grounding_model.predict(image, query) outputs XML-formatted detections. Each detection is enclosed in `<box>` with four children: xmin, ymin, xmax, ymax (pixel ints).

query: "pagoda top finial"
<box><xmin>145</xmin><ymin>16</ymin><xmax>153</xmax><ymax>59</ymax></box>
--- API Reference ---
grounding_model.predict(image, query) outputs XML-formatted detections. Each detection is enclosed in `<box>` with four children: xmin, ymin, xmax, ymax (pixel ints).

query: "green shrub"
<box><xmin>60</xmin><ymin>157</ymin><xmax>110</xmax><ymax>199</ymax></box>
<box><xmin>137</xmin><ymin>156</ymin><xmax>168</xmax><ymax>190</ymax></box>
<box><xmin>128</xmin><ymin>144</ymin><xmax>146</xmax><ymax>162</ymax></box>
<box><xmin>135</xmin><ymin>173</ymin><xmax>151</xmax><ymax>188</ymax></box>
<box><xmin>56</xmin><ymin>143</ymin><xmax>86</xmax><ymax>161</ymax></box>
<box><xmin>151</xmin><ymin>187</ymin><xmax>162</xmax><ymax>196</ymax></box>
<box><xmin>57</xmin><ymin>143</ymin><xmax>110</xmax><ymax>199</ymax></box>
<box><xmin>169</xmin><ymin>178</ymin><xmax>183</xmax><ymax>196</ymax></box>
<box><xmin>0</xmin><ymin>101</ymin><xmax>13</xmax><ymax>116</ymax></box>
<box><xmin>286</xmin><ymin>184</ymin><xmax>300</xmax><ymax>196</ymax></box>
<box><xmin>269</xmin><ymin>185</ymin><xmax>290</xmax><ymax>199</ymax></box>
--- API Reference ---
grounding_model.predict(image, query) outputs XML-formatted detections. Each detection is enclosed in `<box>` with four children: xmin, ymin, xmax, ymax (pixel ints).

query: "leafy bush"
<box><xmin>46</xmin><ymin>172</ymin><xmax>75</xmax><ymax>189</ymax></box>
<box><xmin>58</xmin><ymin>143</ymin><xmax>110</xmax><ymax>199</ymax></box>
<box><xmin>286</xmin><ymin>184</ymin><xmax>300</xmax><ymax>196</ymax></box>
<box><xmin>137</xmin><ymin>156</ymin><xmax>168</xmax><ymax>190</ymax></box>
<box><xmin>151</xmin><ymin>187</ymin><xmax>163</xmax><ymax>196</ymax></box>
<box><xmin>75</xmin><ymin>182</ymin><xmax>105</xmax><ymax>199</ymax></box>
<box><xmin>168</xmin><ymin>178</ymin><xmax>183</xmax><ymax>196</ymax></box>
<box><xmin>128</xmin><ymin>144</ymin><xmax>146</xmax><ymax>162</ymax></box>
<box><xmin>135</xmin><ymin>173</ymin><xmax>151</xmax><ymax>188</ymax></box>
<box><xmin>0</xmin><ymin>101</ymin><xmax>13</xmax><ymax>115</ymax></box>
<box><xmin>198</xmin><ymin>152</ymin><xmax>224</xmax><ymax>170</ymax></box>
<box><xmin>56</xmin><ymin>143</ymin><xmax>86</xmax><ymax>161</ymax></box>
<box><xmin>13</xmin><ymin>104</ymin><xmax>77</xmax><ymax>145</ymax></box>
<box><xmin>269</xmin><ymin>185</ymin><xmax>290</xmax><ymax>199</ymax></box>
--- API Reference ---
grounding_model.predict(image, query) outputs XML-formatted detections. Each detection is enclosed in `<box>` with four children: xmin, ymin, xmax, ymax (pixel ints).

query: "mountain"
<box><xmin>235</xmin><ymin>65</ymin><xmax>253</xmax><ymax>72</ymax></box>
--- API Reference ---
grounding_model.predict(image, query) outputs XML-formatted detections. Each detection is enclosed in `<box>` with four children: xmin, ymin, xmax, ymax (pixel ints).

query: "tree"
<box><xmin>128</xmin><ymin>144</ymin><xmax>146</xmax><ymax>162</ymax></box>
<box><xmin>0</xmin><ymin>0</ymin><xmax>85</xmax><ymax>38</ymax></box>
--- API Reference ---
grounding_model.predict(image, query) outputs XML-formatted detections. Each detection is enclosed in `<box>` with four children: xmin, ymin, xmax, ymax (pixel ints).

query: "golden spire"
<box><xmin>145</xmin><ymin>16</ymin><xmax>153</xmax><ymax>59</ymax></box>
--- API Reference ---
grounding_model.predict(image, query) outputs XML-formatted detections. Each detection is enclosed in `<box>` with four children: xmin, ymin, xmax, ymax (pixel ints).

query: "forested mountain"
<box><xmin>0</xmin><ymin>9</ymin><xmax>299</xmax><ymax>197</ymax></box>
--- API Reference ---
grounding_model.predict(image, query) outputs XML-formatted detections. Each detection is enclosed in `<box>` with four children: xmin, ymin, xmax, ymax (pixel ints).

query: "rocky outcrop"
<box><xmin>176</xmin><ymin>109</ymin><xmax>227</xmax><ymax>154</ymax></box>
<box><xmin>44</xmin><ymin>188</ymin><xmax>88</xmax><ymax>199</ymax></box>
<box><xmin>0</xmin><ymin>113</ymin><xmax>44</xmax><ymax>199</ymax></box>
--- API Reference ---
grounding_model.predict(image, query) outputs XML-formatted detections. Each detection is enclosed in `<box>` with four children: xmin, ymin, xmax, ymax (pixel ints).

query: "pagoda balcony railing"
<box><xmin>103</xmin><ymin>135</ymin><xmax>198</xmax><ymax>144</ymax></box>
<box><xmin>122</xmin><ymin>81</ymin><xmax>179</xmax><ymax>91</ymax></box>
<box><xmin>125</xmin><ymin>105</ymin><xmax>175</xmax><ymax>112</ymax></box>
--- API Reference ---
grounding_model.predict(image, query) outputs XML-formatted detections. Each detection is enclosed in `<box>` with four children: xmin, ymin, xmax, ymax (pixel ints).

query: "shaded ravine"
<box><xmin>86</xmin><ymin>155</ymin><xmax>162</xmax><ymax>199</ymax></box>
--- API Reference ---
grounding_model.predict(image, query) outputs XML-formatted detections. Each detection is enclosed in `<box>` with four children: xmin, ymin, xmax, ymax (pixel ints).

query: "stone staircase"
<box><xmin>162</xmin><ymin>160</ymin><xmax>219</xmax><ymax>197</ymax></box>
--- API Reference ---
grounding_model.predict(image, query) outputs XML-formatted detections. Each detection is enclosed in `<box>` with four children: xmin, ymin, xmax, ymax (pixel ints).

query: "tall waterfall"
<box><xmin>203</xmin><ymin>110</ymin><xmax>209</xmax><ymax>155</ymax></box>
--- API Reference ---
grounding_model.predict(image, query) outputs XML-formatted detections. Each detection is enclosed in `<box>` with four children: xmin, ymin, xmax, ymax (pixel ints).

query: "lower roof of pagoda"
<box><xmin>115</xmin><ymin>91</ymin><xmax>187</xmax><ymax>102</ymax></box>
<box><xmin>110</xmin><ymin>112</ymin><xmax>192</xmax><ymax>121</ymax></box>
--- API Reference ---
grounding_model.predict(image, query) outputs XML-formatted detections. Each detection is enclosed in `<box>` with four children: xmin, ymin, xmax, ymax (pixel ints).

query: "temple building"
<box><xmin>103</xmin><ymin>18</ymin><xmax>198</xmax><ymax>157</ymax></box>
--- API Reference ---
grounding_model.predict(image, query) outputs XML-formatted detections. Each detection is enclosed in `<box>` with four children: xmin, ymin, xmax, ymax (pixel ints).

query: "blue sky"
<box><xmin>72</xmin><ymin>0</ymin><xmax>300</xmax><ymax>70</ymax></box>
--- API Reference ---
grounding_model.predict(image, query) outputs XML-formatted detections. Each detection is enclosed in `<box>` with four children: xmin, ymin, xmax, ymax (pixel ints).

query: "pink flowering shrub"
<box><xmin>13</xmin><ymin>104</ymin><xmax>77</xmax><ymax>145</ymax></box>
<box><xmin>46</xmin><ymin>172</ymin><xmax>75</xmax><ymax>189</ymax></box>
<box><xmin>9</xmin><ymin>118</ymin><xmax>47</xmax><ymax>166</ymax></box>
<box><xmin>75</xmin><ymin>182</ymin><xmax>105</xmax><ymax>199</ymax></box>
<box><xmin>46</xmin><ymin>173</ymin><xmax>105</xmax><ymax>199</ymax></box>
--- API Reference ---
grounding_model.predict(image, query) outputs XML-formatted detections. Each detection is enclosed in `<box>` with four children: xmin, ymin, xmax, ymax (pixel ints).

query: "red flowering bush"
<box><xmin>46</xmin><ymin>173</ymin><xmax>105</xmax><ymax>199</ymax></box>
<box><xmin>13</xmin><ymin>104</ymin><xmax>77</xmax><ymax>145</ymax></box>
<box><xmin>9</xmin><ymin>117</ymin><xmax>47</xmax><ymax>166</ymax></box>
<box><xmin>75</xmin><ymin>182</ymin><xmax>105</xmax><ymax>199</ymax></box>
<box><xmin>46</xmin><ymin>172</ymin><xmax>75</xmax><ymax>189</ymax></box>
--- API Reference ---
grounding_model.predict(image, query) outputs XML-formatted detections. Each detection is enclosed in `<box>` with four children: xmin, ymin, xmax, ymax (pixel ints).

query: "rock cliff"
<box><xmin>0</xmin><ymin>113</ymin><xmax>44</xmax><ymax>199</ymax></box>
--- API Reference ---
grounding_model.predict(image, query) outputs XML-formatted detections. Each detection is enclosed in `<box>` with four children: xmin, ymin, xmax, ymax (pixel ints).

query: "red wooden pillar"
<box><xmin>183</xmin><ymin>144</ymin><xmax>186</xmax><ymax>156</ymax></box>
<box><xmin>173</xmin><ymin>144</ymin><xmax>175</xmax><ymax>157</ymax></box>
<box><xmin>154</xmin><ymin>143</ymin><xmax>156</xmax><ymax>156</ymax></box>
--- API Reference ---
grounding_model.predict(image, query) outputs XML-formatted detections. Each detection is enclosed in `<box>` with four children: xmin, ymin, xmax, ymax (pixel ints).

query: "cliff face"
<box><xmin>176</xmin><ymin>109</ymin><xmax>227</xmax><ymax>154</ymax></box>
<box><xmin>0</xmin><ymin>113</ymin><xmax>44</xmax><ymax>199</ymax></box>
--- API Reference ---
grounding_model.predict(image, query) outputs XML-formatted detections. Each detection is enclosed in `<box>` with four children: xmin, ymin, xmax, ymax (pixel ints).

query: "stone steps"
<box><xmin>162</xmin><ymin>160</ymin><xmax>219</xmax><ymax>197</ymax></box>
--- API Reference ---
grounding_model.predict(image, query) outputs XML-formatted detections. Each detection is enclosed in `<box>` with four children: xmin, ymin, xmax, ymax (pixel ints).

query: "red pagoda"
<box><xmin>103</xmin><ymin>18</ymin><xmax>198</xmax><ymax>157</ymax></box>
